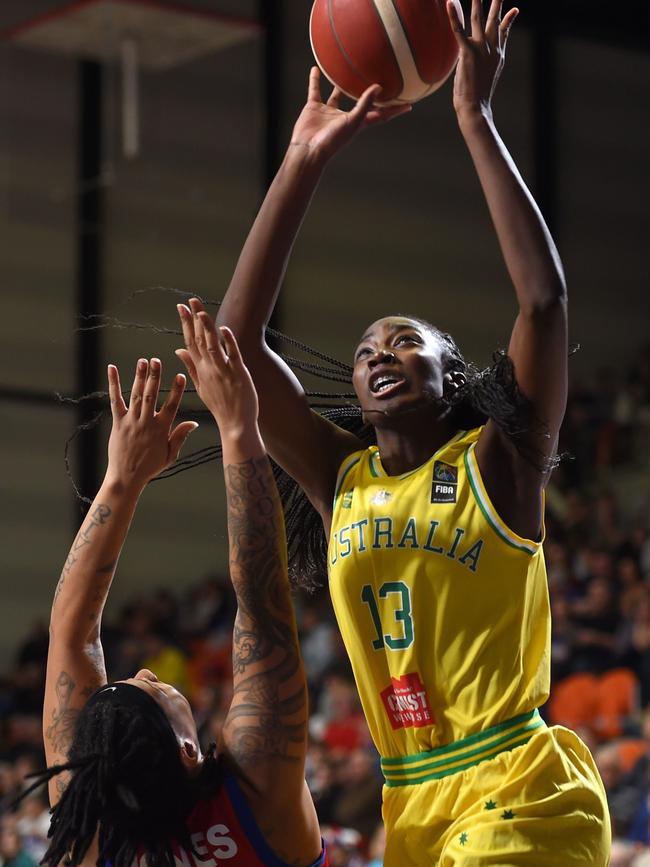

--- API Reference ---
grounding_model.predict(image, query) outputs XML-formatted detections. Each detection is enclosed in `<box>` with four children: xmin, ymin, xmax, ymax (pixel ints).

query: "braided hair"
<box><xmin>22</xmin><ymin>684</ymin><xmax>222</xmax><ymax>867</ymax></box>
<box><xmin>273</xmin><ymin>315</ymin><xmax>549</xmax><ymax>589</ymax></box>
<box><xmin>63</xmin><ymin>293</ymin><xmax>557</xmax><ymax>591</ymax></box>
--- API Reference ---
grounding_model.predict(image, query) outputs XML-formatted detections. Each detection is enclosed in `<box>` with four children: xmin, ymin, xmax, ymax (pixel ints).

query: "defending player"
<box><xmin>36</xmin><ymin>341</ymin><xmax>327</xmax><ymax>867</ymax></box>
<box><xmin>181</xmin><ymin>0</ymin><xmax>611</xmax><ymax>864</ymax></box>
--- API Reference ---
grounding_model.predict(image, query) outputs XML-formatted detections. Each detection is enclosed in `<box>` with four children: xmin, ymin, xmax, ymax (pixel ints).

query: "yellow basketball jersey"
<box><xmin>327</xmin><ymin>427</ymin><xmax>551</xmax><ymax>759</ymax></box>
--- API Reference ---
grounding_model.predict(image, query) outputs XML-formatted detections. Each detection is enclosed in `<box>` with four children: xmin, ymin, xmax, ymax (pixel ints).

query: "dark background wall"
<box><xmin>1</xmin><ymin>0</ymin><xmax>648</xmax><ymax>671</ymax></box>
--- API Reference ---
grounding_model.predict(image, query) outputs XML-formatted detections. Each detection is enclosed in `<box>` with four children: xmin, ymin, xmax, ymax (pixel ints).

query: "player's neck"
<box><xmin>374</xmin><ymin>420</ymin><xmax>458</xmax><ymax>476</ymax></box>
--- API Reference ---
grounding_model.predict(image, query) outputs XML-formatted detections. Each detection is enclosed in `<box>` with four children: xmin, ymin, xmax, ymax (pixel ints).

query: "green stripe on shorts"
<box><xmin>381</xmin><ymin>710</ymin><xmax>545</xmax><ymax>787</ymax></box>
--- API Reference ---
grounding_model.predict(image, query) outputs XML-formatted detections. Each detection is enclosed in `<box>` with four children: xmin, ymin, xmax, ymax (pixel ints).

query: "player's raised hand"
<box><xmin>290</xmin><ymin>66</ymin><xmax>411</xmax><ymax>163</ymax></box>
<box><xmin>447</xmin><ymin>0</ymin><xmax>518</xmax><ymax>116</ymax></box>
<box><xmin>105</xmin><ymin>359</ymin><xmax>197</xmax><ymax>489</ymax></box>
<box><xmin>176</xmin><ymin>299</ymin><xmax>258</xmax><ymax>438</ymax></box>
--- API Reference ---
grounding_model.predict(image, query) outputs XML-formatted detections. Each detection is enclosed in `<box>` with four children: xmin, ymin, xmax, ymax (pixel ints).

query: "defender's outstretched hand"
<box><xmin>176</xmin><ymin>300</ymin><xmax>258</xmax><ymax>439</ymax></box>
<box><xmin>447</xmin><ymin>0</ymin><xmax>518</xmax><ymax>115</ymax></box>
<box><xmin>106</xmin><ymin>358</ymin><xmax>197</xmax><ymax>490</ymax></box>
<box><xmin>290</xmin><ymin>66</ymin><xmax>411</xmax><ymax>164</ymax></box>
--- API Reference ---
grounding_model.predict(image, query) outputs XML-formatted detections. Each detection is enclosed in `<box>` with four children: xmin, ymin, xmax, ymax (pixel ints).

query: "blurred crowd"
<box><xmin>1</xmin><ymin>343</ymin><xmax>649</xmax><ymax>867</ymax></box>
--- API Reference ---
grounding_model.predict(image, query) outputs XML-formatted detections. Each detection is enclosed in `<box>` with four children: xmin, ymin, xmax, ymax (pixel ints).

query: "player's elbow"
<box><xmin>215</xmin><ymin>309</ymin><xmax>266</xmax><ymax>350</ymax></box>
<box><xmin>49</xmin><ymin>616</ymin><xmax>99</xmax><ymax>648</ymax></box>
<box><xmin>518</xmin><ymin>286</ymin><xmax>567</xmax><ymax>319</ymax></box>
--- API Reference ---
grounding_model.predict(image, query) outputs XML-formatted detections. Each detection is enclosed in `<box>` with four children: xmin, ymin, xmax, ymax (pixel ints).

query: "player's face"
<box><xmin>352</xmin><ymin>316</ymin><xmax>447</xmax><ymax>420</ymax></box>
<box><xmin>120</xmin><ymin>669</ymin><xmax>201</xmax><ymax>755</ymax></box>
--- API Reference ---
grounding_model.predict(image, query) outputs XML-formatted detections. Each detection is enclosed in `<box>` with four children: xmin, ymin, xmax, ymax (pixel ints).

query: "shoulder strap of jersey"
<box><xmin>332</xmin><ymin>449</ymin><xmax>366</xmax><ymax>511</ymax></box>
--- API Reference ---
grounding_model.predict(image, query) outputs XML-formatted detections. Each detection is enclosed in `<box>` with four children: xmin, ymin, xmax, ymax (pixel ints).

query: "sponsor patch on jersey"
<box><xmin>431</xmin><ymin>461</ymin><xmax>458</xmax><ymax>503</ymax></box>
<box><xmin>371</xmin><ymin>489</ymin><xmax>393</xmax><ymax>506</ymax></box>
<box><xmin>342</xmin><ymin>490</ymin><xmax>353</xmax><ymax>509</ymax></box>
<box><xmin>380</xmin><ymin>672</ymin><xmax>434</xmax><ymax>730</ymax></box>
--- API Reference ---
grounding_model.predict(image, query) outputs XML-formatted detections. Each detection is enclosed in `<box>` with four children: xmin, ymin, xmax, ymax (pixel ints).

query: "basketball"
<box><xmin>309</xmin><ymin>0</ymin><xmax>464</xmax><ymax>104</ymax></box>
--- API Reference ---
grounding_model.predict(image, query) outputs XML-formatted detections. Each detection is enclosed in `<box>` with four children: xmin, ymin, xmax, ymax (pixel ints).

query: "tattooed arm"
<box><xmin>222</xmin><ymin>454</ymin><xmax>307</xmax><ymax>780</ymax></box>
<box><xmin>44</xmin><ymin>359</ymin><xmax>196</xmax><ymax>805</ymax></box>
<box><xmin>177</xmin><ymin>319</ymin><xmax>321</xmax><ymax>865</ymax></box>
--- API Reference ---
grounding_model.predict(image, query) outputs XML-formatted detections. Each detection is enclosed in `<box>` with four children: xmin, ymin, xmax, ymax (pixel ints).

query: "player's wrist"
<box><xmin>283</xmin><ymin>141</ymin><xmax>329</xmax><ymax>178</ymax></box>
<box><xmin>100</xmin><ymin>469</ymin><xmax>148</xmax><ymax>500</ymax></box>
<box><xmin>456</xmin><ymin>102</ymin><xmax>494</xmax><ymax>133</ymax></box>
<box><xmin>219</xmin><ymin>425</ymin><xmax>266</xmax><ymax>464</ymax></box>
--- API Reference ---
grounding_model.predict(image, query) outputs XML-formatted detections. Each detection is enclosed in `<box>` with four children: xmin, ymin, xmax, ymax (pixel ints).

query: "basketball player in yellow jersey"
<box><xmin>180</xmin><ymin>0</ymin><xmax>611</xmax><ymax>863</ymax></box>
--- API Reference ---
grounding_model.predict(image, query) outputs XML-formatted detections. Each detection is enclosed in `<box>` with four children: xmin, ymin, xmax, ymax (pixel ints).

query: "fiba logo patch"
<box><xmin>371</xmin><ymin>490</ymin><xmax>393</xmax><ymax>506</ymax></box>
<box><xmin>380</xmin><ymin>672</ymin><xmax>434</xmax><ymax>730</ymax></box>
<box><xmin>431</xmin><ymin>461</ymin><xmax>458</xmax><ymax>504</ymax></box>
<box><xmin>342</xmin><ymin>490</ymin><xmax>354</xmax><ymax>509</ymax></box>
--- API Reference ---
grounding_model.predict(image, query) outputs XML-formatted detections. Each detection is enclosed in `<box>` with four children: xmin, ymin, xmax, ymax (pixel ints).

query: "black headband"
<box><xmin>85</xmin><ymin>682</ymin><xmax>178</xmax><ymax>748</ymax></box>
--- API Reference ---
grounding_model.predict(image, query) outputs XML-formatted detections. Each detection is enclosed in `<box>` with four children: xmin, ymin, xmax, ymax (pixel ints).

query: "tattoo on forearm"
<box><xmin>45</xmin><ymin>671</ymin><xmax>80</xmax><ymax>755</ymax></box>
<box><xmin>53</xmin><ymin>505</ymin><xmax>113</xmax><ymax>606</ymax></box>
<box><xmin>223</xmin><ymin>458</ymin><xmax>307</xmax><ymax>766</ymax></box>
<box><xmin>46</xmin><ymin>671</ymin><xmax>100</xmax><ymax>762</ymax></box>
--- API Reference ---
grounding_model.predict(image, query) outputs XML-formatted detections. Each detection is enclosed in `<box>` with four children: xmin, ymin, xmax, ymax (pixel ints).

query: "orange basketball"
<box><xmin>310</xmin><ymin>0</ymin><xmax>464</xmax><ymax>104</ymax></box>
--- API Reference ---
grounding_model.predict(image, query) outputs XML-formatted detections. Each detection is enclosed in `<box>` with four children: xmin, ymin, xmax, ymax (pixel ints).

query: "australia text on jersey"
<box><xmin>330</xmin><ymin>516</ymin><xmax>484</xmax><ymax>573</ymax></box>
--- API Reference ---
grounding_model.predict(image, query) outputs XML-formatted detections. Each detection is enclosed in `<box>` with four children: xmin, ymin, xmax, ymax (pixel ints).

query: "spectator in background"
<box><xmin>139</xmin><ymin>626</ymin><xmax>190</xmax><ymax>695</ymax></box>
<box><xmin>320</xmin><ymin>827</ymin><xmax>365</xmax><ymax>867</ymax></box>
<box><xmin>0</xmin><ymin>821</ymin><xmax>38</xmax><ymax>867</ymax></box>
<box><xmin>299</xmin><ymin>598</ymin><xmax>338</xmax><ymax>691</ymax></box>
<box><xmin>630</xmin><ymin>596</ymin><xmax>650</xmax><ymax>706</ymax></box>
<box><xmin>326</xmin><ymin>748</ymin><xmax>383</xmax><ymax>841</ymax></box>
<box><xmin>14</xmin><ymin>791</ymin><xmax>49</xmax><ymax>863</ymax></box>
<box><xmin>178</xmin><ymin>575</ymin><xmax>236</xmax><ymax>643</ymax></box>
<box><xmin>570</xmin><ymin>576</ymin><xmax>620</xmax><ymax>674</ymax></box>
<box><xmin>315</xmin><ymin>668</ymin><xmax>370</xmax><ymax>758</ymax></box>
<box><xmin>618</xmin><ymin>558</ymin><xmax>645</xmax><ymax>622</ymax></box>
<box><xmin>366</xmin><ymin>823</ymin><xmax>386</xmax><ymax>867</ymax></box>
<box><xmin>550</xmin><ymin>592</ymin><xmax>576</xmax><ymax>683</ymax></box>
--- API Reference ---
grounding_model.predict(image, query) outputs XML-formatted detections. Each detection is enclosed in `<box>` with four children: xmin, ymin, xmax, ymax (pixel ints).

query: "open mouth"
<box><xmin>369</xmin><ymin>374</ymin><xmax>406</xmax><ymax>398</ymax></box>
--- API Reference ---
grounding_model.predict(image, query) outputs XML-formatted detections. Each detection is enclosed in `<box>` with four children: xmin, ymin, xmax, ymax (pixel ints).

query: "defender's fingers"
<box><xmin>128</xmin><ymin>358</ymin><xmax>148</xmax><ymax>417</ymax></box>
<box><xmin>160</xmin><ymin>372</ymin><xmax>187</xmax><ymax>421</ymax></box>
<box><xmin>107</xmin><ymin>364</ymin><xmax>127</xmax><ymax>419</ymax></box>
<box><xmin>187</xmin><ymin>297</ymin><xmax>208</xmax><ymax>316</ymax></box>
<box><xmin>197</xmin><ymin>311</ymin><xmax>226</xmax><ymax>364</ymax></box>
<box><xmin>175</xmin><ymin>349</ymin><xmax>198</xmax><ymax>387</ymax></box>
<box><xmin>308</xmin><ymin>65</ymin><xmax>322</xmax><ymax>103</ymax></box>
<box><xmin>187</xmin><ymin>297</ymin><xmax>210</xmax><ymax>353</ymax></box>
<box><xmin>177</xmin><ymin>304</ymin><xmax>199</xmax><ymax>358</ymax></box>
<box><xmin>168</xmin><ymin>421</ymin><xmax>199</xmax><ymax>464</ymax></box>
<box><xmin>141</xmin><ymin>358</ymin><xmax>162</xmax><ymax>418</ymax></box>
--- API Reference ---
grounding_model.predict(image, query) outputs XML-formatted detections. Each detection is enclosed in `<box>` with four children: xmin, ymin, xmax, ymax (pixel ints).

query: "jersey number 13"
<box><xmin>361</xmin><ymin>581</ymin><xmax>414</xmax><ymax>651</ymax></box>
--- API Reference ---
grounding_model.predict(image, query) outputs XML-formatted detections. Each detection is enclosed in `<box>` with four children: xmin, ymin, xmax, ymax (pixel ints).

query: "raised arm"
<box><xmin>176</xmin><ymin>314</ymin><xmax>321</xmax><ymax>860</ymax></box>
<box><xmin>447</xmin><ymin>0</ymin><xmax>568</xmax><ymax>537</ymax></box>
<box><xmin>44</xmin><ymin>360</ymin><xmax>195</xmax><ymax>805</ymax></box>
<box><xmin>204</xmin><ymin>70</ymin><xmax>409</xmax><ymax>515</ymax></box>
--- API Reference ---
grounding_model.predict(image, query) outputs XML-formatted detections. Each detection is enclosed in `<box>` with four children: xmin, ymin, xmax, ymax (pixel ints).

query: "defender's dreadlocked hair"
<box><xmin>22</xmin><ymin>685</ymin><xmax>222</xmax><ymax>867</ymax></box>
<box><xmin>63</xmin><ymin>290</ymin><xmax>562</xmax><ymax>591</ymax></box>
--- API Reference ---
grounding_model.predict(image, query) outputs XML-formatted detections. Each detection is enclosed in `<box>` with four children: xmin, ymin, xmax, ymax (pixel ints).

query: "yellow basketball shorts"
<box><xmin>381</xmin><ymin>711</ymin><xmax>611</xmax><ymax>866</ymax></box>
